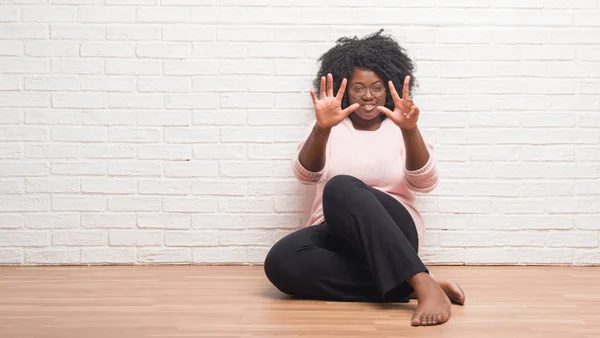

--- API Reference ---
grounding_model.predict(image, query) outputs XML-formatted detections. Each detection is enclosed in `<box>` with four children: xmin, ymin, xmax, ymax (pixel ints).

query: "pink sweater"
<box><xmin>292</xmin><ymin>117</ymin><xmax>439</xmax><ymax>251</ymax></box>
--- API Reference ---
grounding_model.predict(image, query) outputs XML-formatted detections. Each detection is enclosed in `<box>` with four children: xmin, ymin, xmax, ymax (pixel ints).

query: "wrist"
<box><xmin>313</xmin><ymin>124</ymin><xmax>332</xmax><ymax>137</ymax></box>
<box><xmin>400</xmin><ymin>125</ymin><xmax>418</xmax><ymax>134</ymax></box>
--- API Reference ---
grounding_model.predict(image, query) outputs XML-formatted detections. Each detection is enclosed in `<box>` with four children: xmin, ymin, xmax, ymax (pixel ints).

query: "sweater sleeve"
<box><xmin>291</xmin><ymin>122</ymin><xmax>329</xmax><ymax>185</ymax></box>
<box><xmin>402</xmin><ymin>143</ymin><xmax>439</xmax><ymax>193</ymax></box>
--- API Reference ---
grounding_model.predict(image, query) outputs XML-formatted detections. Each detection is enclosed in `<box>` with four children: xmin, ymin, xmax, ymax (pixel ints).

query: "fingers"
<box><xmin>388</xmin><ymin>80</ymin><xmax>402</xmax><ymax>103</ymax></box>
<box><xmin>309</xmin><ymin>90</ymin><xmax>318</xmax><ymax>106</ymax></box>
<box><xmin>407</xmin><ymin>105</ymin><xmax>419</xmax><ymax>118</ymax></box>
<box><xmin>376</xmin><ymin>105</ymin><xmax>394</xmax><ymax>119</ymax></box>
<box><xmin>319</xmin><ymin>76</ymin><xmax>326</xmax><ymax>99</ymax></box>
<box><xmin>402</xmin><ymin>75</ymin><xmax>410</xmax><ymax>100</ymax></box>
<box><xmin>341</xmin><ymin>103</ymin><xmax>360</xmax><ymax>117</ymax></box>
<box><xmin>336</xmin><ymin>78</ymin><xmax>347</xmax><ymax>101</ymax></box>
<box><xmin>327</xmin><ymin>73</ymin><xmax>334</xmax><ymax>97</ymax></box>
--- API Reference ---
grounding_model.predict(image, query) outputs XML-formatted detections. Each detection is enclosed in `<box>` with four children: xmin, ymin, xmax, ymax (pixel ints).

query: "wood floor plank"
<box><xmin>0</xmin><ymin>266</ymin><xmax>599</xmax><ymax>338</ymax></box>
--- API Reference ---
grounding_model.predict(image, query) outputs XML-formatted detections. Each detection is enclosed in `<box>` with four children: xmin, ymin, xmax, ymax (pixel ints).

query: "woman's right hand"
<box><xmin>310</xmin><ymin>73</ymin><xmax>360</xmax><ymax>130</ymax></box>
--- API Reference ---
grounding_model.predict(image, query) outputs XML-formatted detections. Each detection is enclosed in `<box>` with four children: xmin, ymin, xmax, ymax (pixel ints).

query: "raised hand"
<box><xmin>310</xmin><ymin>73</ymin><xmax>360</xmax><ymax>130</ymax></box>
<box><xmin>376</xmin><ymin>75</ymin><xmax>420</xmax><ymax>131</ymax></box>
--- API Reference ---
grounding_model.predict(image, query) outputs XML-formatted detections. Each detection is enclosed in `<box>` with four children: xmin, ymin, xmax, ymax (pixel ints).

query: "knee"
<box><xmin>323</xmin><ymin>175</ymin><xmax>364</xmax><ymax>204</ymax></box>
<box><xmin>264</xmin><ymin>240</ymin><xmax>300</xmax><ymax>295</ymax></box>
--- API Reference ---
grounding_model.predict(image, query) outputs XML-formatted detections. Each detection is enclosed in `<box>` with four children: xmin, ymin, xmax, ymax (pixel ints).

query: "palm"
<box><xmin>377</xmin><ymin>76</ymin><xmax>420</xmax><ymax>131</ymax></box>
<box><xmin>310</xmin><ymin>74</ymin><xmax>359</xmax><ymax>129</ymax></box>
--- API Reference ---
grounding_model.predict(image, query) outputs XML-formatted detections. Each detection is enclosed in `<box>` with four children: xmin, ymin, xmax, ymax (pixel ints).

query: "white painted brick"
<box><xmin>248</xmin><ymin>76</ymin><xmax>308</xmax><ymax>91</ymax></box>
<box><xmin>218</xmin><ymin>26</ymin><xmax>272</xmax><ymax>42</ymax></box>
<box><xmin>191</xmin><ymin>214</ymin><xmax>247</xmax><ymax>230</ymax></box>
<box><xmin>165</xmin><ymin>231</ymin><xmax>219</xmax><ymax>247</ymax></box>
<box><xmin>82</xmin><ymin>178</ymin><xmax>137</xmax><ymax>194</ymax></box>
<box><xmin>52</xmin><ymin>230</ymin><xmax>107</xmax><ymax>246</ymax></box>
<box><xmin>0</xmin><ymin>92</ymin><xmax>50</xmax><ymax>107</ymax></box>
<box><xmin>577</xmin><ymin>114</ymin><xmax>600</xmax><ymax>129</ymax></box>
<box><xmin>519</xmin><ymin>215</ymin><xmax>573</xmax><ymax>230</ymax></box>
<box><xmin>419</xmin><ymin>248</ymin><xmax>465</xmax><ymax>265</ymax></box>
<box><xmin>106</xmin><ymin>60</ymin><xmax>161</xmax><ymax>76</ymax></box>
<box><xmin>25</xmin><ymin>249</ymin><xmax>80</xmax><ymax>265</ymax></box>
<box><xmin>547</xmin><ymin>232</ymin><xmax>598</xmax><ymax>248</ymax></box>
<box><xmin>0</xmin><ymin>74</ymin><xmax>20</xmax><ymax>90</ymax></box>
<box><xmin>108</xmin><ymin>197</ymin><xmax>161</xmax><ymax>212</ymax></box>
<box><xmin>25</xmin><ymin>76</ymin><xmax>79</xmax><ymax>91</ymax></box>
<box><xmin>51</xmin><ymin>24</ymin><xmax>105</xmax><ymax>40</ymax></box>
<box><xmin>80</xmin><ymin>43</ymin><xmax>135</xmax><ymax>58</ymax></box>
<box><xmin>0</xmin><ymin>162</ymin><xmax>49</xmax><ymax>177</ymax></box>
<box><xmin>220</xmin><ymin>60</ymin><xmax>273</xmax><ymax>75</ymax></box>
<box><xmin>138</xmin><ymin>77</ymin><xmax>190</xmax><ymax>93</ymax></box>
<box><xmin>0</xmin><ymin>126</ymin><xmax>47</xmax><ymax>141</ymax></box>
<box><xmin>25</xmin><ymin>42</ymin><xmax>79</xmax><ymax>57</ymax></box>
<box><xmin>138</xmin><ymin>111</ymin><xmax>191</xmax><ymax>126</ymax></box>
<box><xmin>81</xmin><ymin>144</ymin><xmax>136</xmax><ymax>159</ymax></box>
<box><xmin>164</xmin><ymin>127</ymin><xmax>219</xmax><ymax>143</ymax></box>
<box><xmin>51</xmin><ymin>162</ymin><xmax>106</xmax><ymax>176</ymax></box>
<box><xmin>79</xmin><ymin>6</ymin><xmax>135</xmax><ymax>23</ymax></box>
<box><xmin>521</xmin><ymin>146</ymin><xmax>574</xmax><ymax>162</ymax></box>
<box><xmin>0</xmin><ymin>179</ymin><xmax>24</xmax><ymax>194</ymax></box>
<box><xmin>137</xmin><ymin>248</ymin><xmax>190</xmax><ymax>264</ymax></box>
<box><xmin>247</xmin><ymin>246</ymin><xmax>270</xmax><ymax>264</ymax></box>
<box><xmin>0</xmin><ymin>42</ymin><xmax>21</xmax><ymax>56</ymax></box>
<box><xmin>94</xmin><ymin>161</ymin><xmax>151</xmax><ymax>182</ymax></box>
<box><xmin>109</xmin><ymin>128</ymin><xmax>161</xmax><ymax>143</ymax></box>
<box><xmin>221</xmin><ymin>93</ymin><xmax>274</xmax><ymax>109</ymax></box>
<box><xmin>81</xmin><ymin>248</ymin><xmax>135</xmax><ymax>264</ymax></box>
<box><xmin>439</xmin><ymin>231</ymin><xmax>495</xmax><ymax>247</ymax></box>
<box><xmin>194</xmin><ymin>111</ymin><xmax>247</xmax><ymax>126</ymax></box>
<box><xmin>490</xmin><ymin>199</ymin><xmax>547</xmax><ymax>214</ymax></box>
<box><xmin>165</xmin><ymin>94</ymin><xmax>218</xmax><ymax>109</ymax></box>
<box><xmin>422</xmin><ymin>214</ymin><xmax>469</xmax><ymax>230</ymax></box>
<box><xmin>192</xmin><ymin>181</ymin><xmax>246</xmax><ymax>196</ymax></box>
<box><xmin>219</xmin><ymin>230</ymin><xmax>273</xmax><ymax>246</ymax></box>
<box><xmin>246</xmin><ymin>180</ymin><xmax>298</xmax><ymax>196</ymax></box>
<box><xmin>0</xmin><ymin>214</ymin><xmax>23</xmax><ymax>229</ymax></box>
<box><xmin>51</xmin><ymin>59</ymin><xmax>103</xmax><ymax>75</ymax></box>
<box><xmin>192</xmin><ymin>7</ymin><xmax>300</xmax><ymax>24</ymax></box>
<box><xmin>139</xmin><ymin>179</ymin><xmax>190</xmax><ymax>196</ymax></box>
<box><xmin>52</xmin><ymin>93</ymin><xmax>108</xmax><ymax>109</ymax></box>
<box><xmin>0</xmin><ymin>109</ymin><xmax>22</xmax><ymax>125</ymax></box>
<box><xmin>437</xmin><ymin>199</ymin><xmax>491</xmax><ymax>214</ymax></box>
<box><xmin>520</xmin><ymin>182</ymin><xmax>573</xmax><ymax>197</ymax></box>
<box><xmin>220</xmin><ymin>161</ymin><xmax>272</xmax><ymax>178</ymax></box>
<box><xmin>574</xmin><ymin>249</ymin><xmax>600</xmax><ymax>265</ymax></box>
<box><xmin>0</xmin><ymin>23</ymin><xmax>49</xmax><ymax>39</ymax></box>
<box><xmin>0</xmin><ymin>231</ymin><xmax>48</xmax><ymax>247</ymax></box>
<box><xmin>162</xmin><ymin>197</ymin><xmax>217</xmax><ymax>213</ymax></box>
<box><xmin>219</xmin><ymin>198</ymin><xmax>274</xmax><ymax>213</ymax></box>
<box><xmin>25</xmin><ymin>214</ymin><xmax>79</xmax><ymax>229</ymax></box>
<box><xmin>52</xmin><ymin>126</ymin><xmax>107</xmax><ymax>142</ymax></box>
<box><xmin>136</xmin><ymin>43</ymin><xmax>190</xmax><ymax>59</ymax></box>
<box><xmin>137</xmin><ymin>214</ymin><xmax>191</xmax><ymax>230</ymax></box>
<box><xmin>465</xmin><ymin>248</ymin><xmax>519</xmax><ymax>265</ymax></box>
<box><xmin>575</xmin><ymin>216</ymin><xmax>600</xmax><ymax>230</ymax></box>
<box><xmin>107</xmin><ymin>25</ymin><xmax>160</xmax><ymax>40</ymax></box>
<box><xmin>248</xmin><ymin>215</ymin><xmax>300</xmax><ymax>229</ymax></box>
<box><xmin>82</xmin><ymin>111</ymin><xmax>135</xmax><ymax>126</ymax></box>
<box><xmin>274</xmin><ymin>195</ymin><xmax>312</xmax><ymax>213</ymax></box>
<box><xmin>193</xmin><ymin>76</ymin><xmax>247</xmax><ymax>92</ymax></box>
<box><xmin>248</xmin><ymin>111</ymin><xmax>311</xmax><ymax>126</ymax></box>
<box><xmin>0</xmin><ymin>6</ymin><xmax>18</xmax><ymax>22</ymax></box>
<box><xmin>109</xmin><ymin>230</ymin><xmax>163</xmax><ymax>246</ymax></box>
<box><xmin>221</xmin><ymin>127</ymin><xmax>274</xmax><ymax>143</ymax></box>
<box><xmin>163</xmin><ymin>25</ymin><xmax>215</xmax><ymax>41</ymax></box>
<box><xmin>25</xmin><ymin>178</ymin><xmax>80</xmax><ymax>193</ymax></box>
<box><xmin>138</xmin><ymin>145</ymin><xmax>191</xmax><ymax>160</ymax></box>
<box><xmin>248</xmin><ymin>144</ymin><xmax>297</xmax><ymax>161</ymax></box>
<box><xmin>137</xmin><ymin>7</ymin><xmax>189</xmax><ymax>23</ymax></box>
<box><xmin>164</xmin><ymin>161</ymin><xmax>218</xmax><ymax>178</ymax></box>
<box><xmin>495</xmin><ymin>232</ymin><xmax>546</xmax><ymax>247</ymax></box>
<box><xmin>163</xmin><ymin>60</ymin><xmax>218</xmax><ymax>76</ymax></box>
<box><xmin>0</xmin><ymin>144</ymin><xmax>22</xmax><ymax>159</ymax></box>
<box><xmin>52</xmin><ymin>195</ymin><xmax>106</xmax><ymax>211</ymax></box>
<box><xmin>192</xmin><ymin>247</ymin><xmax>247</xmax><ymax>264</ymax></box>
<box><xmin>192</xmin><ymin>42</ymin><xmax>246</xmax><ymax>58</ymax></box>
<box><xmin>547</xmin><ymin>95</ymin><xmax>600</xmax><ymax>111</ymax></box>
<box><xmin>109</xmin><ymin>93</ymin><xmax>163</xmax><ymax>109</ymax></box>
<box><xmin>25</xmin><ymin>144</ymin><xmax>79</xmax><ymax>159</ymax></box>
<box><xmin>82</xmin><ymin>213</ymin><xmax>136</xmax><ymax>229</ymax></box>
<box><xmin>0</xmin><ymin>249</ymin><xmax>22</xmax><ymax>264</ymax></box>
<box><xmin>547</xmin><ymin>198</ymin><xmax>600</xmax><ymax>214</ymax></box>
<box><xmin>23</xmin><ymin>6</ymin><xmax>76</xmax><ymax>23</ymax></box>
<box><xmin>547</xmin><ymin>129</ymin><xmax>599</xmax><ymax>144</ymax></box>
<box><xmin>546</xmin><ymin>164</ymin><xmax>599</xmax><ymax>179</ymax></box>
<box><xmin>519</xmin><ymin>248</ymin><xmax>573</xmax><ymax>264</ymax></box>
<box><xmin>162</xmin><ymin>0</ymin><xmax>213</xmax><ymax>5</ymax></box>
<box><xmin>494</xmin><ymin>164</ymin><xmax>546</xmax><ymax>179</ymax></box>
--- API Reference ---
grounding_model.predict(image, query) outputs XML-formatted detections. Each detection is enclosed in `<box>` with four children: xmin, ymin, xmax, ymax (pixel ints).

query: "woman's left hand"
<box><xmin>376</xmin><ymin>75</ymin><xmax>420</xmax><ymax>131</ymax></box>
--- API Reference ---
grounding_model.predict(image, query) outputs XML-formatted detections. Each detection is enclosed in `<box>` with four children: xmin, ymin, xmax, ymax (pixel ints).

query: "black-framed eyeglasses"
<box><xmin>349</xmin><ymin>83</ymin><xmax>387</xmax><ymax>99</ymax></box>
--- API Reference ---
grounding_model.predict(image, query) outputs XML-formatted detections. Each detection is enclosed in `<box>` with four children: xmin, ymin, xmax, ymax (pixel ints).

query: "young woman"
<box><xmin>264</xmin><ymin>30</ymin><xmax>464</xmax><ymax>327</ymax></box>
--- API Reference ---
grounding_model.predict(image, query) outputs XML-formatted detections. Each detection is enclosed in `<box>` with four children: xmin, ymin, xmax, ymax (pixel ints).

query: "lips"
<box><xmin>362</xmin><ymin>102</ymin><xmax>376</xmax><ymax>111</ymax></box>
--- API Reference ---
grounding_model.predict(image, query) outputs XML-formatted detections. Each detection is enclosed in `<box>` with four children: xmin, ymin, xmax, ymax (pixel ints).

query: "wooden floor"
<box><xmin>0</xmin><ymin>266</ymin><xmax>599</xmax><ymax>338</ymax></box>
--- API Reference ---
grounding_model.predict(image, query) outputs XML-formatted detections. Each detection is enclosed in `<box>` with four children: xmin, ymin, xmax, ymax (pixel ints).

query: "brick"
<box><xmin>23</xmin><ymin>6</ymin><xmax>76</xmax><ymax>23</ymax></box>
<box><xmin>137</xmin><ymin>248</ymin><xmax>190</xmax><ymax>264</ymax></box>
<box><xmin>165</xmin><ymin>94</ymin><xmax>218</xmax><ymax>109</ymax></box>
<box><xmin>81</xmin><ymin>144</ymin><xmax>136</xmax><ymax>159</ymax></box>
<box><xmin>25</xmin><ymin>144</ymin><xmax>80</xmax><ymax>159</ymax></box>
<box><xmin>191</xmin><ymin>214</ymin><xmax>247</xmax><ymax>230</ymax></box>
<box><xmin>0</xmin><ymin>214</ymin><xmax>23</xmax><ymax>229</ymax></box>
<box><xmin>547</xmin><ymin>232</ymin><xmax>598</xmax><ymax>248</ymax></box>
<box><xmin>220</xmin><ymin>161</ymin><xmax>272</xmax><ymax>178</ymax></box>
<box><xmin>163</xmin><ymin>25</ymin><xmax>215</xmax><ymax>41</ymax></box>
<box><xmin>108</xmin><ymin>161</ymin><xmax>162</xmax><ymax>177</ymax></box>
<box><xmin>25</xmin><ymin>42</ymin><xmax>79</xmax><ymax>57</ymax></box>
<box><xmin>25</xmin><ymin>178</ymin><xmax>80</xmax><ymax>193</ymax></box>
<box><xmin>25</xmin><ymin>110</ymin><xmax>78</xmax><ymax>125</ymax></box>
<box><xmin>82</xmin><ymin>111</ymin><xmax>136</xmax><ymax>126</ymax></box>
<box><xmin>0</xmin><ymin>92</ymin><xmax>50</xmax><ymax>107</ymax></box>
<box><xmin>219</xmin><ymin>198</ymin><xmax>274</xmax><ymax>213</ymax></box>
<box><xmin>465</xmin><ymin>248</ymin><xmax>519</xmax><ymax>265</ymax></box>
<box><xmin>137</xmin><ymin>7</ymin><xmax>189</xmax><ymax>23</ymax></box>
<box><xmin>109</xmin><ymin>230</ymin><xmax>163</xmax><ymax>246</ymax></box>
<box><xmin>0</xmin><ymin>231</ymin><xmax>48</xmax><ymax>247</ymax></box>
<box><xmin>79</xmin><ymin>6</ymin><xmax>135</xmax><ymax>23</ymax></box>
<box><xmin>0</xmin><ymin>23</ymin><xmax>49</xmax><ymax>39</ymax></box>
<box><xmin>106</xmin><ymin>60</ymin><xmax>161</xmax><ymax>75</ymax></box>
<box><xmin>51</xmin><ymin>24</ymin><xmax>105</xmax><ymax>40</ymax></box>
<box><xmin>192</xmin><ymin>181</ymin><xmax>246</xmax><ymax>196</ymax></box>
<box><xmin>0</xmin><ymin>195</ymin><xmax>49</xmax><ymax>212</ymax></box>
<box><xmin>0</xmin><ymin>144</ymin><xmax>22</xmax><ymax>159</ymax></box>
<box><xmin>137</xmin><ymin>214</ymin><xmax>191</xmax><ymax>229</ymax></box>
<box><xmin>163</xmin><ymin>60</ymin><xmax>218</xmax><ymax>76</ymax></box>
<box><xmin>164</xmin><ymin>127</ymin><xmax>219</xmax><ymax>143</ymax></box>
<box><xmin>51</xmin><ymin>162</ymin><xmax>106</xmax><ymax>176</ymax></box>
<box><xmin>164</xmin><ymin>161</ymin><xmax>218</xmax><ymax>178</ymax></box>
<box><xmin>52</xmin><ymin>127</ymin><xmax>106</xmax><ymax>142</ymax></box>
<box><xmin>25</xmin><ymin>249</ymin><xmax>80</xmax><ymax>265</ymax></box>
<box><xmin>108</xmin><ymin>197</ymin><xmax>161</xmax><ymax>212</ymax></box>
<box><xmin>52</xmin><ymin>195</ymin><xmax>106</xmax><ymax>212</ymax></box>
<box><xmin>107</xmin><ymin>25</ymin><xmax>160</xmax><ymax>40</ymax></box>
<box><xmin>193</xmin><ymin>43</ymin><xmax>245</xmax><ymax>58</ymax></box>
<box><xmin>82</xmin><ymin>213</ymin><xmax>136</xmax><ymax>229</ymax></box>
<box><xmin>193</xmin><ymin>76</ymin><xmax>247</xmax><ymax>92</ymax></box>
<box><xmin>81</xmin><ymin>248</ymin><xmax>135</xmax><ymax>264</ymax></box>
<box><xmin>138</xmin><ymin>77</ymin><xmax>190</xmax><ymax>93</ymax></box>
<box><xmin>138</xmin><ymin>145</ymin><xmax>192</xmax><ymax>160</ymax></box>
<box><xmin>52</xmin><ymin>230</ymin><xmax>107</xmax><ymax>246</ymax></box>
<box><xmin>162</xmin><ymin>197</ymin><xmax>217</xmax><ymax>213</ymax></box>
<box><xmin>0</xmin><ymin>179</ymin><xmax>24</xmax><ymax>194</ymax></box>
<box><xmin>0</xmin><ymin>249</ymin><xmax>22</xmax><ymax>264</ymax></box>
<box><xmin>109</xmin><ymin>127</ymin><xmax>161</xmax><ymax>143</ymax></box>
<box><xmin>219</xmin><ymin>230</ymin><xmax>273</xmax><ymax>245</ymax></box>
<box><xmin>519</xmin><ymin>248</ymin><xmax>573</xmax><ymax>264</ymax></box>
<box><xmin>109</xmin><ymin>93</ymin><xmax>163</xmax><ymax>109</ymax></box>
<box><xmin>136</xmin><ymin>43</ymin><xmax>190</xmax><ymax>59</ymax></box>
<box><xmin>80</xmin><ymin>43</ymin><xmax>135</xmax><ymax>57</ymax></box>
<box><xmin>52</xmin><ymin>93</ymin><xmax>108</xmax><ymax>109</ymax></box>
<box><xmin>138</xmin><ymin>111</ymin><xmax>191</xmax><ymax>126</ymax></box>
<box><xmin>0</xmin><ymin>126</ymin><xmax>47</xmax><ymax>141</ymax></box>
<box><xmin>25</xmin><ymin>214</ymin><xmax>79</xmax><ymax>229</ymax></box>
<box><xmin>51</xmin><ymin>59</ymin><xmax>104</xmax><ymax>75</ymax></box>
<box><xmin>193</xmin><ymin>111</ymin><xmax>246</xmax><ymax>126</ymax></box>
<box><xmin>82</xmin><ymin>178</ymin><xmax>137</xmax><ymax>194</ymax></box>
<box><xmin>192</xmin><ymin>247</ymin><xmax>247</xmax><ymax>263</ymax></box>
<box><xmin>165</xmin><ymin>231</ymin><xmax>219</xmax><ymax>247</ymax></box>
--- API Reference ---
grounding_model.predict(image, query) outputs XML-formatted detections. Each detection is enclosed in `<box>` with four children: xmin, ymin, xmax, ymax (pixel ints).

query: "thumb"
<box><xmin>376</xmin><ymin>105</ymin><xmax>394</xmax><ymax>118</ymax></box>
<box><xmin>341</xmin><ymin>103</ymin><xmax>360</xmax><ymax>117</ymax></box>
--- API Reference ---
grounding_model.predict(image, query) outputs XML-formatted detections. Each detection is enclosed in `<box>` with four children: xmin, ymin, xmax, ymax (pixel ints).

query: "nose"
<box><xmin>363</xmin><ymin>88</ymin><xmax>374</xmax><ymax>100</ymax></box>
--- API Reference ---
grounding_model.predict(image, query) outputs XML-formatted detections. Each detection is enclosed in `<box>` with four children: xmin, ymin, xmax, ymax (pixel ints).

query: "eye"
<box><xmin>372</xmin><ymin>85</ymin><xmax>384</xmax><ymax>92</ymax></box>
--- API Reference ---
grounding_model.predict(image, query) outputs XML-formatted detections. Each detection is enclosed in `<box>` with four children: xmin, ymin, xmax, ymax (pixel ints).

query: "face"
<box><xmin>347</xmin><ymin>67</ymin><xmax>387</xmax><ymax>121</ymax></box>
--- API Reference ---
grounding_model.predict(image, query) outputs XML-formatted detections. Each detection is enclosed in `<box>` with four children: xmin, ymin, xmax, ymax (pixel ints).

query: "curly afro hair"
<box><xmin>313</xmin><ymin>29</ymin><xmax>417</xmax><ymax>113</ymax></box>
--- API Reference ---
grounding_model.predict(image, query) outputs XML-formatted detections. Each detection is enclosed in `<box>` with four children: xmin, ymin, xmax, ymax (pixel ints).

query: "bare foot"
<box><xmin>410</xmin><ymin>279</ymin><xmax>465</xmax><ymax>305</ymax></box>
<box><xmin>408</xmin><ymin>272</ymin><xmax>451</xmax><ymax>327</ymax></box>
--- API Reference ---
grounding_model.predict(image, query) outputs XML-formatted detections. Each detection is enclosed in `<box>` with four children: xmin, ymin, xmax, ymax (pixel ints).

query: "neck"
<box><xmin>349</xmin><ymin>114</ymin><xmax>384</xmax><ymax>131</ymax></box>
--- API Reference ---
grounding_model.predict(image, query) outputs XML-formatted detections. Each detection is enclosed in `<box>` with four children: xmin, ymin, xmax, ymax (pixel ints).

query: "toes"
<box><xmin>411</xmin><ymin>313</ymin><xmax>421</xmax><ymax>326</ymax></box>
<box><xmin>427</xmin><ymin>314</ymin><xmax>434</xmax><ymax>325</ymax></box>
<box><xmin>437</xmin><ymin>313</ymin><xmax>444</xmax><ymax>323</ymax></box>
<box><xmin>421</xmin><ymin>314</ymin><xmax>427</xmax><ymax>326</ymax></box>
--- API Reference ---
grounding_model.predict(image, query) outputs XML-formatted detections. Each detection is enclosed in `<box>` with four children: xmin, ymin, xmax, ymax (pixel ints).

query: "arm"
<box><xmin>292</xmin><ymin>123</ymin><xmax>331</xmax><ymax>185</ymax></box>
<box><xmin>401</xmin><ymin>126</ymin><xmax>438</xmax><ymax>193</ymax></box>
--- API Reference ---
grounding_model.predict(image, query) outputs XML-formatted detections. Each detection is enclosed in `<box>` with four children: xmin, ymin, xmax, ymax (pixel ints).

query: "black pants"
<box><xmin>264</xmin><ymin>175</ymin><xmax>428</xmax><ymax>303</ymax></box>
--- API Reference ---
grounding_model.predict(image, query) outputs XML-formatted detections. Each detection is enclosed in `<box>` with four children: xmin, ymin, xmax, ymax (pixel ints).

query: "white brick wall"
<box><xmin>0</xmin><ymin>1</ymin><xmax>599</xmax><ymax>266</ymax></box>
